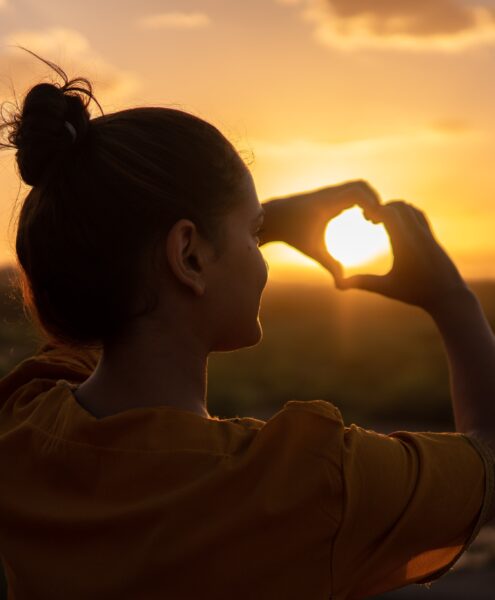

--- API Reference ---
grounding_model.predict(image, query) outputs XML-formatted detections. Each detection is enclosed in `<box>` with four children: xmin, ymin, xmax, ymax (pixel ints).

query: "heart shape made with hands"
<box><xmin>324</xmin><ymin>206</ymin><xmax>393</xmax><ymax>277</ymax></box>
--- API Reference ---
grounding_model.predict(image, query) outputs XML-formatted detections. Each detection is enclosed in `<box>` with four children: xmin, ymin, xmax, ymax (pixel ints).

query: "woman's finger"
<box><xmin>372</xmin><ymin>201</ymin><xmax>411</xmax><ymax>243</ymax></box>
<box><xmin>313</xmin><ymin>179</ymin><xmax>382</xmax><ymax>219</ymax></box>
<box><xmin>408</xmin><ymin>205</ymin><xmax>434</xmax><ymax>235</ymax></box>
<box><xmin>332</xmin><ymin>180</ymin><xmax>382</xmax><ymax>214</ymax></box>
<box><xmin>336</xmin><ymin>272</ymin><xmax>394</xmax><ymax>296</ymax></box>
<box><xmin>314</xmin><ymin>248</ymin><xmax>344</xmax><ymax>283</ymax></box>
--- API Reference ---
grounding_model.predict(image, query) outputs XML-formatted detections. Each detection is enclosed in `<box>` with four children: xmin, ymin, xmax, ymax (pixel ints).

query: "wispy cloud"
<box><xmin>1</xmin><ymin>28</ymin><xmax>140</xmax><ymax>109</ymax></box>
<box><xmin>278</xmin><ymin>0</ymin><xmax>495</xmax><ymax>51</ymax></box>
<box><xmin>252</xmin><ymin>125</ymin><xmax>477</xmax><ymax>160</ymax></box>
<box><xmin>428</xmin><ymin>118</ymin><xmax>473</xmax><ymax>134</ymax></box>
<box><xmin>137</xmin><ymin>12</ymin><xmax>211</xmax><ymax>30</ymax></box>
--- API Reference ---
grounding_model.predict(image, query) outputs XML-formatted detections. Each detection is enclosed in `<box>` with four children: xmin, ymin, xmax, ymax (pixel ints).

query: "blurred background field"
<box><xmin>1</xmin><ymin>265</ymin><xmax>494</xmax><ymax>598</ymax></box>
<box><xmin>209</xmin><ymin>275</ymin><xmax>495</xmax><ymax>431</ymax></box>
<box><xmin>0</xmin><ymin>264</ymin><xmax>476</xmax><ymax>428</ymax></box>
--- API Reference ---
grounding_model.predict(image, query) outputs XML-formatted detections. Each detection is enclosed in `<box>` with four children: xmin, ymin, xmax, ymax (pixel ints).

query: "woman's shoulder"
<box><xmin>281</xmin><ymin>398</ymin><xmax>343</xmax><ymax>420</ymax></box>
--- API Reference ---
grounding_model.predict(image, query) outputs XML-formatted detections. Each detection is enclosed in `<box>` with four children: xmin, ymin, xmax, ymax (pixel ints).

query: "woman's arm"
<box><xmin>333</xmin><ymin>201</ymin><xmax>495</xmax><ymax>517</ymax></box>
<box><xmin>428</xmin><ymin>289</ymin><xmax>495</xmax><ymax>526</ymax></box>
<box><xmin>429</xmin><ymin>288</ymin><xmax>495</xmax><ymax>438</ymax></box>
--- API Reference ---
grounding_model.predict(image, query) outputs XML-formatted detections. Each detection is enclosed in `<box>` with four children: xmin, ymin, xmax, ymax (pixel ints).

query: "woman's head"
<box><xmin>2</xmin><ymin>52</ymin><xmax>267</xmax><ymax>352</ymax></box>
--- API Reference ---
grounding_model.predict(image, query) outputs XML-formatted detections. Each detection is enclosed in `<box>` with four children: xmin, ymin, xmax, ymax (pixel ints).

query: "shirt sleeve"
<box><xmin>330</xmin><ymin>422</ymin><xmax>495</xmax><ymax>599</ymax></box>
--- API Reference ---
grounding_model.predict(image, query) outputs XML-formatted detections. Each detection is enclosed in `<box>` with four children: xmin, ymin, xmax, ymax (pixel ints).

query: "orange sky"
<box><xmin>1</xmin><ymin>0</ymin><xmax>495</xmax><ymax>281</ymax></box>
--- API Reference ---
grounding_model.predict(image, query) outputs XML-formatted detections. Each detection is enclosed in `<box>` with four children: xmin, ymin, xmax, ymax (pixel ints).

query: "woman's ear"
<box><xmin>165</xmin><ymin>219</ymin><xmax>208</xmax><ymax>296</ymax></box>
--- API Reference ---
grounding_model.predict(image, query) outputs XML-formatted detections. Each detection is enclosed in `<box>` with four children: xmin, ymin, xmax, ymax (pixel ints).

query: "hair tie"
<box><xmin>64</xmin><ymin>121</ymin><xmax>77</xmax><ymax>142</ymax></box>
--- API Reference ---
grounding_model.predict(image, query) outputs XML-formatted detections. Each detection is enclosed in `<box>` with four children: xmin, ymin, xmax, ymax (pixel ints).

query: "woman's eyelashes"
<box><xmin>255</xmin><ymin>227</ymin><xmax>265</xmax><ymax>243</ymax></box>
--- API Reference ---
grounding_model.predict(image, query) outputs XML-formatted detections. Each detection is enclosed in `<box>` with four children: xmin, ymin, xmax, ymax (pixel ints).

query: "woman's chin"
<box><xmin>213</xmin><ymin>322</ymin><xmax>263</xmax><ymax>352</ymax></box>
<box><xmin>244</xmin><ymin>322</ymin><xmax>263</xmax><ymax>347</ymax></box>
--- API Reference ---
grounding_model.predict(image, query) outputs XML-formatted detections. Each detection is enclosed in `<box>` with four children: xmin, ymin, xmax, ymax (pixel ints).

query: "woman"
<box><xmin>0</xmin><ymin>53</ymin><xmax>494</xmax><ymax>599</ymax></box>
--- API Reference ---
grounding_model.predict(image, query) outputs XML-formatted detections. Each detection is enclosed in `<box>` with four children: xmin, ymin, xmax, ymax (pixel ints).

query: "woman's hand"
<box><xmin>262</xmin><ymin>180</ymin><xmax>382</xmax><ymax>282</ymax></box>
<box><xmin>337</xmin><ymin>200</ymin><xmax>470</xmax><ymax>314</ymax></box>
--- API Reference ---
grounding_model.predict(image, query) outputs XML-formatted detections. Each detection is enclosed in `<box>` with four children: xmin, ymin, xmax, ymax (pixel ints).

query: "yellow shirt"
<box><xmin>0</xmin><ymin>342</ymin><xmax>493</xmax><ymax>600</ymax></box>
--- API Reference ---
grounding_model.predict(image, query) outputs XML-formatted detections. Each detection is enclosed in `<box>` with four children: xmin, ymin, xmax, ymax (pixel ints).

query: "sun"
<box><xmin>324</xmin><ymin>206</ymin><xmax>390</xmax><ymax>268</ymax></box>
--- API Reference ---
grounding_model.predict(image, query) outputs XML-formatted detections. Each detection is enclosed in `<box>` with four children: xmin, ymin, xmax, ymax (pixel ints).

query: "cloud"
<box><xmin>429</xmin><ymin>118</ymin><xmax>473</xmax><ymax>134</ymax></box>
<box><xmin>0</xmin><ymin>28</ymin><xmax>140</xmax><ymax>110</ymax></box>
<box><xmin>280</xmin><ymin>0</ymin><xmax>495</xmax><ymax>50</ymax></box>
<box><xmin>250</xmin><ymin>131</ymin><xmax>444</xmax><ymax>160</ymax></box>
<box><xmin>248</xmin><ymin>126</ymin><xmax>480</xmax><ymax>175</ymax></box>
<box><xmin>137</xmin><ymin>12</ymin><xmax>211</xmax><ymax>30</ymax></box>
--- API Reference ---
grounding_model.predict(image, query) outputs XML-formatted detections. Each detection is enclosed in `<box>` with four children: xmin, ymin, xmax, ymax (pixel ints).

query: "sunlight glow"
<box><xmin>324</xmin><ymin>206</ymin><xmax>390</xmax><ymax>267</ymax></box>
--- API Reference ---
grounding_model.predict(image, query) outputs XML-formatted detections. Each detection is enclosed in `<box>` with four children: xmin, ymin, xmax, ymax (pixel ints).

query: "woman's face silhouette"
<box><xmin>208</xmin><ymin>168</ymin><xmax>269</xmax><ymax>352</ymax></box>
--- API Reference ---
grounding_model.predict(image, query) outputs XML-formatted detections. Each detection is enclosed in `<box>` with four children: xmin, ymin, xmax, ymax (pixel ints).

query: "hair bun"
<box><xmin>1</xmin><ymin>51</ymin><xmax>102</xmax><ymax>186</ymax></box>
<box><xmin>12</xmin><ymin>81</ymin><xmax>93</xmax><ymax>186</ymax></box>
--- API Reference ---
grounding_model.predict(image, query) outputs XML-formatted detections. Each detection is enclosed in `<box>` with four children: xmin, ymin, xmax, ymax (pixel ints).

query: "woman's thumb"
<box><xmin>312</xmin><ymin>249</ymin><xmax>345</xmax><ymax>282</ymax></box>
<box><xmin>336</xmin><ymin>273</ymin><xmax>386</xmax><ymax>294</ymax></box>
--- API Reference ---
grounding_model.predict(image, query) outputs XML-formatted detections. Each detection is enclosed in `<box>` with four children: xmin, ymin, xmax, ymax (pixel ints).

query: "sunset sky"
<box><xmin>1</xmin><ymin>0</ymin><xmax>495</xmax><ymax>281</ymax></box>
